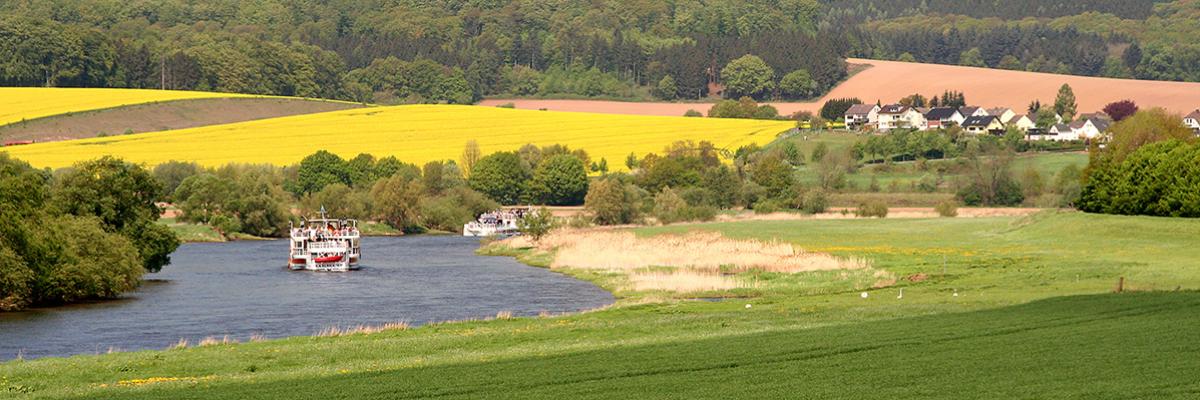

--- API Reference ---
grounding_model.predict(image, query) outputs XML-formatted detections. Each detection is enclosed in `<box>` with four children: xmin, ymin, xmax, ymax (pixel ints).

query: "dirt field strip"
<box><xmin>0</xmin><ymin>97</ymin><xmax>364</xmax><ymax>142</ymax></box>
<box><xmin>480</xmin><ymin>58</ymin><xmax>1200</xmax><ymax>117</ymax></box>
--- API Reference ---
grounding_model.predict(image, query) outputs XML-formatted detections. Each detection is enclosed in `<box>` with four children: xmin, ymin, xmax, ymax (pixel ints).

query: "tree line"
<box><xmin>0</xmin><ymin>0</ymin><xmax>845</xmax><ymax>103</ymax></box>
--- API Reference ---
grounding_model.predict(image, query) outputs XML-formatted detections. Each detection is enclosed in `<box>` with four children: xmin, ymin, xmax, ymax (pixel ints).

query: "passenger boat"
<box><xmin>288</xmin><ymin>207</ymin><xmax>361</xmax><ymax>272</ymax></box>
<box><xmin>463</xmin><ymin>208</ymin><xmax>528</xmax><ymax>237</ymax></box>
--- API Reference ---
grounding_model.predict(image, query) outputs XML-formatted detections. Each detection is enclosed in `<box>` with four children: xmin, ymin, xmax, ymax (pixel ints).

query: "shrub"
<box><xmin>800</xmin><ymin>189</ymin><xmax>829</xmax><ymax>214</ymax></box>
<box><xmin>855</xmin><ymin>201</ymin><xmax>889</xmax><ymax>218</ymax></box>
<box><xmin>683</xmin><ymin>109</ymin><xmax>703</xmax><ymax>117</ymax></box>
<box><xmin>518</xmin><ymin>207</ymin><xmax>555</xmax><ymax>241</ymax></box>
<box><xmin>584</xmin><ymin>178</ymin><xmax>641</xmax><ymax>225</ymax></box>
<box><xmin>495</xmin><ymin>102</ymin><xmax>516</xmax><ymax>108</ymax></box>
<box><xmin>1080</xmin><ymin>140</ymin><xmax>1200</xmax><ymax>217</ymax></box>
<box><xmin>652</xmin><ymin>187</ymin><xmax>688</xmax><ymax>225</ymax></box>
<box><xmin>752</xmin><ymin>198</ymin><xmax>784</xmax><ymax>214</ymax></box>
<box><xmin>935</xmin><ymin>200</ymin><xmax>958</xmax><ymax>217</ymax></box>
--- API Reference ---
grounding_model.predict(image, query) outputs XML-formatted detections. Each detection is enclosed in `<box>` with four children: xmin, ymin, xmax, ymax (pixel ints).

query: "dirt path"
<box><xmin>0</xmin><ymin>97</ymin><xmax>363</xmax><ymax>142</ymax></box>
<box><xmin>480</xmin><ymin>58</ymin><xmax>1200</xmax><ymax>117</ymax></box>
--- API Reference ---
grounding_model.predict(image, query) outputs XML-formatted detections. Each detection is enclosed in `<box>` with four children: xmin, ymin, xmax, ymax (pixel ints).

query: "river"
<box><xmin>0</xmin><ymin>236</ymin><xmax>614</xmax><ymax>360</ymax></box>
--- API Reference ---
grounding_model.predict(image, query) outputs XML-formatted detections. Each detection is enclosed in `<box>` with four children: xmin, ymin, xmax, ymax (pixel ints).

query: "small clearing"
<box><xmin>0</xmin><ymin>97</ymin><xmax>364</xmax><ymax>143</ymax></box>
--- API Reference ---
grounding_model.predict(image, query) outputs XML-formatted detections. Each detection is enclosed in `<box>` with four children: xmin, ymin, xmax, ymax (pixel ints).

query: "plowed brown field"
<box><xmin>480</xmin><ymin>58</ymin><xmax>1200</xmax><ymax>117</ymax></box>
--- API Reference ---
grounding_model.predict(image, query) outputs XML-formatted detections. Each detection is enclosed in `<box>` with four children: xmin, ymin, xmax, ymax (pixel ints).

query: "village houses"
<box><xmin>962</xmin><ymin>115</ymin><xmax>1006</xmax><ymax>135</ymax></box>
<box><xmin>876</xmin><ymin>104</ymin><xmax>925</xmax><ymax>131</ymax></box>
<box><xmin>843</xmin><ymin>104</ymin><xmax>880</xmax><ymax>129</ymax></box>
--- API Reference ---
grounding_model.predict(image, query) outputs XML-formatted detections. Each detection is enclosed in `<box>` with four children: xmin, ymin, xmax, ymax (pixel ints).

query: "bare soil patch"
<box><xmin>0</xmin><ymin>97</ymin><xmax>363</xmax><ymax>142</ymax></box>
<box><xmin>480</xmin><ymin>58</ymin><xmax>1200</xmax><ymax>117</ymax></box>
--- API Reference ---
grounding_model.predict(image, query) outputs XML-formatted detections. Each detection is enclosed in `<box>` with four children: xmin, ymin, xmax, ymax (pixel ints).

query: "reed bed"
<box><xmin>628</xmin><ymin>270</ymin><xmax>751</xmax><ymax>292</ymax></box>
<box><xmin>542</xmin><ymin>231</ymin><xmax>869</xmax><ymax>273</ymax></box>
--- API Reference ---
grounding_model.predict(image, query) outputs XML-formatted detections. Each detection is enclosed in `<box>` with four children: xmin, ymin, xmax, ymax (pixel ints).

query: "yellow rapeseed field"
<box><xmin>0</xmin><ymin>87</ymin><xmax>257</xmax><ymax>127</ymax></box>
<box><xmin>1</xmin><ymin>105</ymin><xmax>794</xmax><ymax>170</ymax></box>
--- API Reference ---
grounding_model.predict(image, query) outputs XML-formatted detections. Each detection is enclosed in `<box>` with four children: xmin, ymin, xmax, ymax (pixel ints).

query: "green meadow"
<box><xmin>4</xmin><ymin>212</ymin><xmax>1199</xmax><ymax>399</ymax></box>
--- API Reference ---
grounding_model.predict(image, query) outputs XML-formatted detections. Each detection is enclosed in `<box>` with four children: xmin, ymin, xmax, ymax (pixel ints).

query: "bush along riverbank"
<box><xmin>0</xmin><ymin>155</ymin><xmax>178</xmax><ymax>312</ymax></box>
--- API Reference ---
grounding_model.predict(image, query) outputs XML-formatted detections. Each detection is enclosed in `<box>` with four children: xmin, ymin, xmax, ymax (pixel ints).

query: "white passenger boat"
<box><xmin>288</xmin><ymin>208</ymin><xmax>361</xmax><ymax>272</ymax></box>
<box><xmin>463</xmin><ymin>208</ymin><xmax>528</xmax><ymax>237</ymax></box>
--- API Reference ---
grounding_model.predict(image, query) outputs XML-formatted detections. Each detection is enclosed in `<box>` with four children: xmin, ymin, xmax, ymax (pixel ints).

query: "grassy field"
<box><xmin>0</xmin><ymin>88</ymin><xmax>260</xmax><ymax>127</ymax></box>
<box><xmin>158</xmin><ymin>217</ymin><xmax>224</xmax><ymax>243</ymax></box>
<box><xmin>4</xmin><ymin>212</ymin><xmax>1199</xmax><ymax>399</ymax></box>
<box><xmin>0</xmin><ymin>105</ymin><xmax>793</xmax><ymax>170</ymax></box>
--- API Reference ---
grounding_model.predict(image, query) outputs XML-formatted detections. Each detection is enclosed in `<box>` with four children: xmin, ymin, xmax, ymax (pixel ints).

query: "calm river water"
<box><xmin>0</xmin><ymin>236</ymin><xmax>613</xmax><ymax>360</ymax></box>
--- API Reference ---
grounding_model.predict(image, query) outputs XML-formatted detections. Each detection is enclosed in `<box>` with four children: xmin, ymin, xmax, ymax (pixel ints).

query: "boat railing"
<box><xmin>308</xmin><ymin>241</ymin><xmax>348</xmax><ymax>252</ymax></box>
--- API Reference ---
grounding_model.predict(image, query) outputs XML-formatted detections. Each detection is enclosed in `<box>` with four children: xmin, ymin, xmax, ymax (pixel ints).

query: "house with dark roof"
<box><xmin>987</xmin><ymin>107</ymin><xmax>1016</xmax><ymax>124</ymax></box>
<box><xmin>877</xmin><ymin>104</ymin><xmax>925</xmax><ymax>131</ymax></box>
<box><xmin>959</xmin><ymin>106</ymin><xmax>988</xmax><ymax>118</ymax></box>
<box><xmin>962</xmin><ymin>115</ymin><xmax>1005</xmax><ymax>135</ymax></box>
<box><xmin>1185</xmin><ymin>109</ymin><xmax>1200</xmax><ymax>134</ymax></box>
<box><xmin>922</xmin><ymin>107</ymin><xmax>962</xmax><ymax>130</ymax></box>
<box><xmin>843</xmin><ymin>104</ymin><xmax>881</xmax><ymax>129</ymax></box>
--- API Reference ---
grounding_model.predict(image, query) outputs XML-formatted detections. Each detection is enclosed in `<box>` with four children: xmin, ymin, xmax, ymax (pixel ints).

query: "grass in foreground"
<box><xmin>1</xmin><ymin>105</ymin><xmax>793</xmax><ymax>169</ymax></box>
<box><xmin>4</xmin><ymin>212</ymin><xmax>1199</xmax><ymax>399</ymax></box>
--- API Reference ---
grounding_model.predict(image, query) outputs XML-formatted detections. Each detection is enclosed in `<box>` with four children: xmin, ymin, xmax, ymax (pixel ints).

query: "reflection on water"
<box><xmin>0</xmin><ymin>236</ymin><xmax>613</xmax><ymax>360</ymax></box>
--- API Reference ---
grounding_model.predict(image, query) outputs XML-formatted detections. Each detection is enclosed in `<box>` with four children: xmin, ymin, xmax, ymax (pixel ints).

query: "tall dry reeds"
<box><xmin>628</xmin><ymin>270</ymin><xmax>752</xmax><ymax>292</ymax></box>
<box><xmin>541</xmin><ymin>231</ymin><xmax>869</xmax><ymax>273</ymax></box>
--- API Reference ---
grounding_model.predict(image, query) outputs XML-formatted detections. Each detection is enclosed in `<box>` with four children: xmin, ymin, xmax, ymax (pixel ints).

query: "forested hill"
<box><xmin>1</xmin><ymin>0</ymin><xmax>1198</xmax><ymax>105</ymax></box>
<box><xmin>0</xmin><ymin>0</ymin><xmax>846</xmax><ymax>104</ymax></box>
<box><xmin>821</xmin><ymin>0</ymin><xmax>1159</xmax><ymax>21</ymax></box>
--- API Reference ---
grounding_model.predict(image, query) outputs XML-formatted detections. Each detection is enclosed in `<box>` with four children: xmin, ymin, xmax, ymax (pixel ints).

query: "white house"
<box><xmin>1185</xmin><ymin>109</ymin><xmax>1200</xmax><ymax>133</ymax></box>
<box><xmin>877</xmin><ymin>104</ymin><xmax>925</xmax><ymax>131</ymax></box>
<box><xmin>962</xmin><ymin>115</ymin><xmax>1005</xmax><ymax>135</ymax></box>
<box><xmin>1008</xmin><ymin>114</ymin><xmax>1036</xmax><ymax>132</ymax></box>
<box><xmin>844</xmin><ymin>104</ymin><xmax>881</xmax><ymax>129</ymax></box>
<box><xmin>922</xmin><ymin>107</ymin><xmax>962</xmax><ymax>130</ymax></box>
<box><xmin>987</xmin><ymin>107</ymin><xmax>1017</xmax><ymax>124</ymax></box>
<box><xmin>1045</xmin><ymin>123</ymin><xmax>1075</xmax><ymax>141</ymax></box>
<box><xmin>954</xmin><ymin>106</ymin><xmax>987</xmax><ymax>125</ymax></box>
<box><xmin>1070</xmin><ymin>118</ymin><xmax>1111</xmax><ymax>140</ymax></box>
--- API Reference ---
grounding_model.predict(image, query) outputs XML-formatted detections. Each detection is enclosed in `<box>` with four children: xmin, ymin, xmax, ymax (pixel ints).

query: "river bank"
<box><xmin>4</xmin><ymin>212</ymin><xmax>1199</xmax><ymax>398</ymax></box>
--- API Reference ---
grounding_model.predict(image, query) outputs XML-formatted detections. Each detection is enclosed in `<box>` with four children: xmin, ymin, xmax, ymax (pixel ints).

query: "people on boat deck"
<box><xmin>290</xmin><ymin>224</ymin><xmax>358</xmax><ymax>240</ymax></box>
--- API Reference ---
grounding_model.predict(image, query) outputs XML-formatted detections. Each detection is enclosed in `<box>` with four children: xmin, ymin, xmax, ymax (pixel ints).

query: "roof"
<box><xmin>924</xmin><ymin>107</ymin><xmax>959</xmax><ymax>120</ymax></box>
<box><xmin>1185</xmin><ymin>109</ymin><xmax>1200</xmax><ymax>120</ymax></box>
<box><xmin>1010</xmin><ymin>114</ymin><xmax>1029</xmax><ymax>122</ymax></box>
<box><xmin>962</xmin><ymin>115</ymin><xmax>998</xmax><ymax>127</ymax></box>
<box><xmin>844</xmin><ymin>103</ymin><xmax>878</xmax><ymax>116</ymax></box>
<box><xmin>959</xmin><ymin>106</ymin><xmax>984</xmax><ymax>116</ymax></box>
<box><xmin>1052</xmin><ymin>123</ymin><xmax>1071</xmax><ymax>132</ymax></box>
<box><xmin>987</xmin><ymin>107</ymin><xmax>1012</xmax><ymax>115</ymax></box>
<box><xmin>879</xmin><ymin>104</ymin><xmax>910</xmax><ymax>114</ymax></box>
<box><xmin>1091</xmin><ymin>118</ymin><xmax>1111</xmax><ymax>132</ymax></box>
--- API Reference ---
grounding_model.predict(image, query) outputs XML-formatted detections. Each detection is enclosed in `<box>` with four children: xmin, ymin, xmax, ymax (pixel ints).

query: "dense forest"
<box><xmin>0</xmin><ymin>0</ymin><xmax>1198</xmax><ymax>104</ymax></box>
<box><xmin>0</xmin><ymin>0</ymin><xmax>845</xmax><ymax>103</ymax></box>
